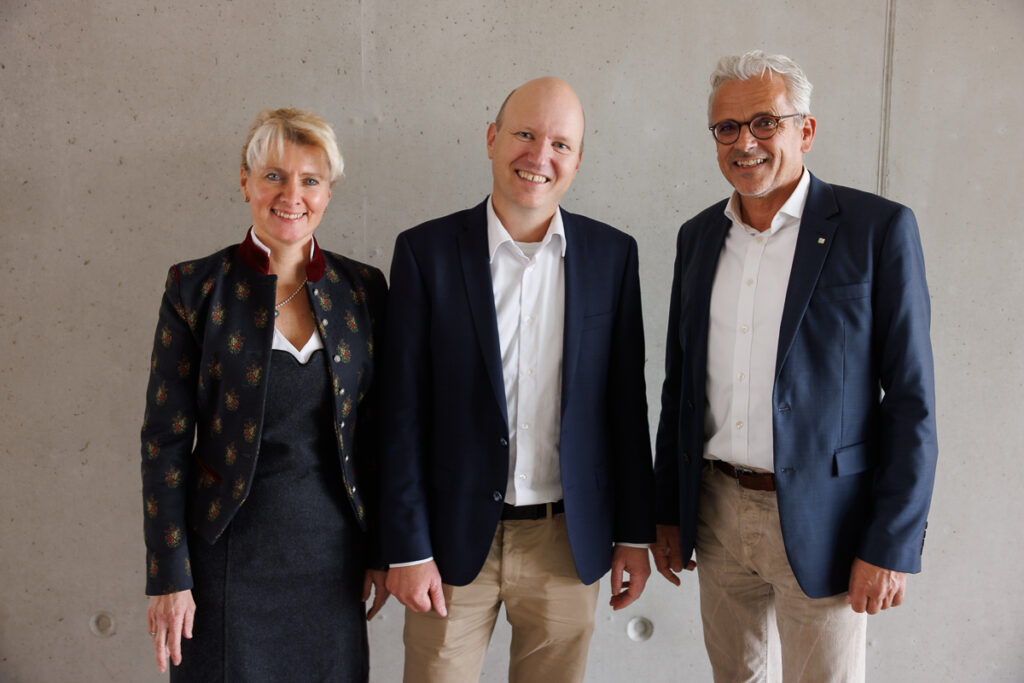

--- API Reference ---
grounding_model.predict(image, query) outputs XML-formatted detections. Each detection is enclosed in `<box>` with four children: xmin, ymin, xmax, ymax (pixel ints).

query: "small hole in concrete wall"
<box><xmin>89</xmin><ymin>611</ymin><xmax>116</xmax><ymax>638</ymax></box>
<box><xmin>626</xmin><ymin>616</ymin><xmax>653</xmax><ymax>642</ymax></box>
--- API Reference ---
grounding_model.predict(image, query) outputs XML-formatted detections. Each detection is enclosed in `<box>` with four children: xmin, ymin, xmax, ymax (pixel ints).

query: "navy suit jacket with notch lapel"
<box><xmin>654</xmin><ymin>173</ymin><xmax>938</xmax><ymax>598</ymax></box>
<box><xmin>380</xmin><ymin>199</ymin><xmax>656</xmax><ymax>586</ymax></box>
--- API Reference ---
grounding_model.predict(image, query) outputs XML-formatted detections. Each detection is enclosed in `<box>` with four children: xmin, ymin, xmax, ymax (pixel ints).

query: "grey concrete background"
<box><xmin>1</xmin><ymin>0</ymin><xmax>1020</xmax><ymax>680</ymax></box>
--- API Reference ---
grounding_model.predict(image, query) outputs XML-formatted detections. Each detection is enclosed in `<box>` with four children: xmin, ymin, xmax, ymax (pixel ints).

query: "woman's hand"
<box><xmin>362</xmin><ymin>569</ymin><xmax>390</xmax><ymax>620</ymax></box>
<box><xmin>147</xmin><ymin>590</ymin><xmax>196</xmax><ymax>673</ymax></box>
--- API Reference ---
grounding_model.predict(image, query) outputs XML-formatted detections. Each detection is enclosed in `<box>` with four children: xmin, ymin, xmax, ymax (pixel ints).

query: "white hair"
<box><xmin>708</xmin><ymin>50</ymin><xmax>813</xmax><ymax>122</ymax></box>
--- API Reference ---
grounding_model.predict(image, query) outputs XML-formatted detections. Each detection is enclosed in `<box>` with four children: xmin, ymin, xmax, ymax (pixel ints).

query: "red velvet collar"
<box><xmin>237</xmin><ymin>228</ymin><xmax>326</xmax><ymax>281</ymax></box>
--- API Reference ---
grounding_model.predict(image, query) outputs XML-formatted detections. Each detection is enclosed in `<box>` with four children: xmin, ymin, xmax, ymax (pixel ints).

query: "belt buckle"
<box><xmin>733</xmin><ymin>465</ymin><xmax>757</xmax><ymax>479</ymax></box>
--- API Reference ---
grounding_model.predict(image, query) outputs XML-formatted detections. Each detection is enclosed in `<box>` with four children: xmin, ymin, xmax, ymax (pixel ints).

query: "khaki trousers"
<box><xmin>403</xmin><ymin>512</ymin><xmax>600</xmax><ymax>683</ymax></box>
<box><xmin>696</xmin><ymin>464</ymin><xmax>866</xmax><ymax>683</ymax></box>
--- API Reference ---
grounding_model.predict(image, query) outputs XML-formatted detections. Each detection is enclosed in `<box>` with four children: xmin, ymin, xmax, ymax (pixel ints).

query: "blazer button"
<box><xmin>333</xmin><ymin>355</ymin><xmax>341</xmax><ymax>363</ymax></box>
<box><xmin>682</xmin><ymin>452</ymin><xmax>691</xmax><ymax>464</ymax></box>
<box><xmin>313</xmin><ymin>288</ymin><xmax>320</xmax><ymax>296</ymax></box>
<box><xmin>492</xmin><ymin>490</ymin><xmax>503</xmax><ymax>502</ymax></box>
<box><xmin>499</xmin><ymin>437</ymin><xmax>508</xmax><ymax>447</ymax></box>
<box><xmin>322</xmin><ymin>318</ymin><xmax>329</xmax><ymax>327</ymax></box>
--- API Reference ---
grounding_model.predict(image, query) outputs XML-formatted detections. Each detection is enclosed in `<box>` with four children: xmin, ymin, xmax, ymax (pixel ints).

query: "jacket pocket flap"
<box><xmin>833</xmin><ymin>442</ymin><xmax>874</xmax><ymax>476</ymax></box>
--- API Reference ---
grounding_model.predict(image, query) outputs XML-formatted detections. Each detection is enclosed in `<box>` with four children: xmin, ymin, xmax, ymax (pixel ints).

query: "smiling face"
<box><xmin>711</xmin><ymin>75</ymin><xmax>815</xmax><ymax>219</ymax></box>
<box><xmin>240</xmin><ymin>141</ymin><xmax>332</xmax><ymax>252</ymax></box>
<box><xmin>486</xmin><ymin>77</ymin><xmax>584</xmax><ymax>234</ymax></box>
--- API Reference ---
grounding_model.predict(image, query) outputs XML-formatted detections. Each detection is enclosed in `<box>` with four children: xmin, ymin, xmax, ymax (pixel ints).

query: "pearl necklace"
<box><xmin>274</xmin><ymin>279</ymin><xmax>307</xmax><ymax>317</ymax></box>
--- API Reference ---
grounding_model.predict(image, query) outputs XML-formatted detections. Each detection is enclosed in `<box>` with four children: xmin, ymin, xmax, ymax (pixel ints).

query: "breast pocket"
<box><xmin>813</xmin><ymin>282</ymin><xmax>871</xmax><ymax>303</ymax></box>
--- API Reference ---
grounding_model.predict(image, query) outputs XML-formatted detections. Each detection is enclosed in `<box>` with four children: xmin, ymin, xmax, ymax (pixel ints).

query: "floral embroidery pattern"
<box><xmin>336</xmin><ymin>340</ymin><xmax>351</xmax><ymax>363</ymax></box>
<box><xmin>164</xmin><ymin>467</ymin><xmax>182</xmax><ymax>488</ymax></box>
<box><xmin>211</xmin><ymin>303</ymin><xmax>225</xmax><ymax>325</ymax></box>
<box><xmin>245</xmin><ymin>362</ymin><xmax>262</xmax><ymax>387</ymax></box>
<box><xmin>227</xmin><ymin>331</ymin><xmax>245</xmax><ymax>355</ymax></box>
<box><xmin>164</xmin><ymin>525</ymin><xmax>183</xmax><ymax>548</ymax></box>
<box><xmin>243</xmin><ymin>419</ymin><xmax>257</xmax><ymax>443</ymax></box>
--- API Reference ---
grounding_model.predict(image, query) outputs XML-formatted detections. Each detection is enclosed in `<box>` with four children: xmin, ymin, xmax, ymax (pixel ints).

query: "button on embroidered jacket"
<box><xmin>140</xmin><ymin>231</ymin><xmax>386</xmax><ymax>595</ymax></box>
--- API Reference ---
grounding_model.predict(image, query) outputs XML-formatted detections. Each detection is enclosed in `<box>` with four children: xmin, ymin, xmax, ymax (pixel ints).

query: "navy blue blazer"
<box><xmin>655</xmin><ymin>174</ymin><xmax>938</xmax><ymax>599</ymax></box>
<box><xmin>140</xmin><ymin>231</ymin><xmax>386</xmax><ymax>595</ymax></box>
<box><xmin>379</xmin><ymin>199</ymin><xmax>656</xmax><ymax>586</ymax></box>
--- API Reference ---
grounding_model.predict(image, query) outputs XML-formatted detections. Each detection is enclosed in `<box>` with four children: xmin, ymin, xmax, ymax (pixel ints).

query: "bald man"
<box><xmin>379</xmin><ymin>77</ymin><xmax>656</xmax><ymax>682</ymax></box>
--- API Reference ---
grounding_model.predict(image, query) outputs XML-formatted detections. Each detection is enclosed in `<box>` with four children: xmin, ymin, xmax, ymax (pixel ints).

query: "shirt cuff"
<box><xmin>389</xmin><ymin>556</ymin><xmax>434</xmax><ymax>568</ymax></box>
<box><xmin>614</xmin><ymin>542</ymin><xmax>651</xmax><ymax>549</ymax></box>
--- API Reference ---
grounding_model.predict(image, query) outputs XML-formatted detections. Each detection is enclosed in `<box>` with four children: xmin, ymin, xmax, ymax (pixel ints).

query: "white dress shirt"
<box><xmin>486</xmin><ymin>197</ymin><xmax>566</xmax><ymax>506</ymax></box>
<box><xmin>704</xmin><ymin>169</ymin><xmax>811</xmax><ymax>472</ymax></box>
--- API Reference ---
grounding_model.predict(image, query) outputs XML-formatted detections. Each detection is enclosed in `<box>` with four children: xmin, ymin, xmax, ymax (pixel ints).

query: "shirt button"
<box><xmin>736</xmin><ymin>421</ymin><xmax>744</xmax><ymax>429</ymax></box>
<box><xmin>525</xmin><ymin>368</ymin><xmax>534</xmax><ymax>376</ymax></box>
<box><xmin>755</xmin><ymin>236</ymin><xmax>764</xmax><ymax>244</ymax></box>
<box><xmin>520</xmin><ymin>423</ymin><xmax>529</xmax><ymax>430</ymax></box>
<box><xmin>518</xmin><ymin>474</ymin><xmax>527</xmax><ymax>480</ymax></box>
<box><xmin>740</xmin><ymin>325</ymin><xmax>749</xmax><ymax>333</ymax></box>
<box><xmin>737</xmin><ymin>372</ymin><xmax>745</xmax><ymax>381</ymax></box>
<box><xmin>746</xmin><ymin>279</ymin><xmax>754</xmax><ymax>286</ymax></box>
<box><xmin>525</xmin><ymin>316</ymin><xmax>533</xmax><ymax>324</ymax></box>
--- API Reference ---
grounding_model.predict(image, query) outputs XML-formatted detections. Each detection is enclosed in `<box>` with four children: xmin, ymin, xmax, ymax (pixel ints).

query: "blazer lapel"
<box><xmin>775</xmin><ymin>174</ymin><xmax>839</xmax><ymax>376</ymax></box>
<box><xmin>691</xmin><ymin>211</ymin><xmax>731</xmax><ymax>398</ymax></box>
<box><xmin>561</xmin><ymin>212</ymin><xmax>585</xmax><ymax>418</ymax></box>
<box><xmin>457</xmin><ymin>202</ymin><xmax>509</xmax><ymax>427</ymax></box>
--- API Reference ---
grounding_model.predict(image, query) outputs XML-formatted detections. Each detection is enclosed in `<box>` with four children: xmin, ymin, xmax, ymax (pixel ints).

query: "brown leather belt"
<box><xmin>501</xmin><ymin>500</ymin><xmax>565</xmax><ymax>520</ymax></box>
<box><xmin>711</xmin><ymin>460</ymin><xmax>776</xmax><ymax>491</ymax></box>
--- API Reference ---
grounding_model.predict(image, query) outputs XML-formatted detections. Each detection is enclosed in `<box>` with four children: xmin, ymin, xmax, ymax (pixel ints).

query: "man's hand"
<box><xmin>609</xmin><ymin>546</ymin><xmax>651</xmax><ymax>610</ymax></box>
<box><xmin>651</xmin><ymin>524</ymin><xmax>695</xmax><ymax>586</ymax></box>
<box><xmin>362</xmin><ymin>569</ymin><xmax>391</xmax><ymax>620</ymax></box>
<box><xmin>147</xmin><ymin>590</ymin><xmax>196</xmax><ymax>673</ymax></box>
<box><xmin>846</xmin><ymin>557</ymin><xmax>906</xmax><ymax>614</ymax></box>
<box><xmin>385</xmin><ymin>561</ymin><xmax>448</xmax><ymax>616</ymax></box>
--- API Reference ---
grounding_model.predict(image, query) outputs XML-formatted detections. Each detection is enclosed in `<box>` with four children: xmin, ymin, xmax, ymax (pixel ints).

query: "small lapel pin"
<box><xmin>817</xmin><ymin>237</ymin><xmax>826</xmax><ymax>245</ymax></box>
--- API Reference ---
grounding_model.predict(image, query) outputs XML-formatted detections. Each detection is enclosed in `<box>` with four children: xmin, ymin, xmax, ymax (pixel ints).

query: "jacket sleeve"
<box><xmin>609</xmin><ymin>236</ymin><xmax>656</xmax><ymax>544</ymax></box>
<box><xmin>377</xmin><ymin>232</ymin><xmax>436</xmax><ymax>564</ymax></box>
<box><xmin>860</xmin><ymin>206</ymin><xmax>938</xmax><ymax>572</ymax></box>
<box><xmin>654</xmin><ymin>226</ymin><xmax>687</xmax><ymax>526</ymax></box>
<box><xmin>140</xmin><ymin>265</ymin><xmax>199</xmax><ymax>595</ymax></box>
<box><xmin>355</xmin><ymin>265</ymin><xmax>388</xmax><ymax>568</ymax></box>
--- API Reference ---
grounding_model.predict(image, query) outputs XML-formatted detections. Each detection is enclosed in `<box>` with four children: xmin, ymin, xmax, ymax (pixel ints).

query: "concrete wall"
<box><xmin>1</xmin><ymin>1</ymin><xmax>1020</xmax><ymax>680</ymax></box>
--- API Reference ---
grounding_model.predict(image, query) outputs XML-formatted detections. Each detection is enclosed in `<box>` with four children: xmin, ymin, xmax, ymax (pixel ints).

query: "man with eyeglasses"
<box><xmin>652</xmin><ymin>50</ymin><xmax>937</xmax><ymax>681</ymax></box>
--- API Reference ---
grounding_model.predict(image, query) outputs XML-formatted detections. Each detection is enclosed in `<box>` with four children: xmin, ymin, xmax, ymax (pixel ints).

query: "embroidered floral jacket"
<box><xmin>140</xmin><ymin>231</ymin><xmax>386</xmax><ymax>595</ymax></box>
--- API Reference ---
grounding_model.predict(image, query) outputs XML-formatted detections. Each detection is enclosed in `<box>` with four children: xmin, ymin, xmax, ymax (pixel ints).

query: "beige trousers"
<box><xmin>403</xmin><ymin>512</ymin><xmax>600</xmax><ymax>683</ymax></box>
<box><xmin>696</xmin><ymin>464</ymin><xmax>866</xmax><ymax>683</ymax></box>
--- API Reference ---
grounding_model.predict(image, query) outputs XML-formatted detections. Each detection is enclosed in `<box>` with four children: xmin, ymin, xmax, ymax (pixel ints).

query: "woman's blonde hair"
<box><xmin>241</xmin><ymin>108</ymin><xmax>344</xmax><ymax>183</ymax></box>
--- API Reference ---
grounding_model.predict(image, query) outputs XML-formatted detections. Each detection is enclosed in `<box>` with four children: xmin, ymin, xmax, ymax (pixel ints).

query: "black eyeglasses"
<box><xmin>708</xmin><ymin>113</ymin><xmax>804</xmax><ymax>144</ymax></box>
